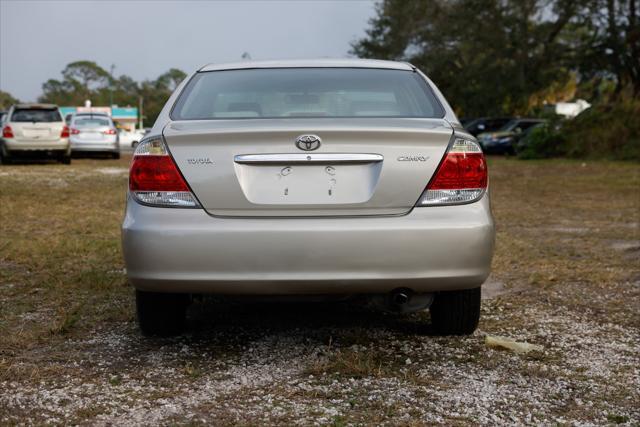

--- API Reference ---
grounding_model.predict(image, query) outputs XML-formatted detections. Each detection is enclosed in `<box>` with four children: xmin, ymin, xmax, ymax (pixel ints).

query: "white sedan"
<box><xmin>118</xmin><ymin>129</ymin><xmax>147</xmax><ymax>151</ymax></box>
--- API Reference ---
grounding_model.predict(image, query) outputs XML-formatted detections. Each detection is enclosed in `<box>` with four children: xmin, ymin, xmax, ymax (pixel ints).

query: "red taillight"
<box><xmin>70</xmin><ymin>128</ymin><xmax>80</xmax><ymax>135</ymax></box>
<box><xmin>103</xmin><ymin>129</ymin><xmax>117</xmax><ymax>135</ymax></box>
<box><xmin>418</xmin><ymin>138</ymin><xmax>487</xmax><ymax>206</ymax></box>
<box><xmin>130</xmin><ymin>155</ymin><xmax>189</xmax><ymax>192</ymax></box>
<box><xmin>427</xmin><ymin>152</ymin><xmax>487</xmax><ymax>190</ymax></box>
<box><xmin>2</xmin><ymin>125</ymin><xmax>13</xmax><ymax>138</ymax></box>
<box><xmin>129</xmin><ymin>136</ymin><xmax>199</xmax><ymax>207</ymax></box>
<box><xmin>60</xmin><ymin>126</ymin><xmax>70</xmax><ymax>138</ymax></box>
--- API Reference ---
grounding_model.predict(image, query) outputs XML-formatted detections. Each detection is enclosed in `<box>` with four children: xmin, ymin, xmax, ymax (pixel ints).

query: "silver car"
<box><xmin>69</xmin><ymin>114</ymin><xmax>120</xmax><ymax>158</ymax></box>
<box><xmin>122</xmin><ymin>59</ymin><xmax>494</xmax><ymax>336</ymax></box>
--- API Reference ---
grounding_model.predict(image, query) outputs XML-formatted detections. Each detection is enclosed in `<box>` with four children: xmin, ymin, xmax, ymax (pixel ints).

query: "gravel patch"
<box><xmin>1</xmin><ymin>302</ymin><xmax>638</xmax><ymax>425</ymax></box>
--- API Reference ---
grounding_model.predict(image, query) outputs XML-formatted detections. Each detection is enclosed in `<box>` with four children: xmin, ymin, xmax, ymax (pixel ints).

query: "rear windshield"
<box><xmin>500</xmin><ymin>120</ymin><xmax>542</xmax><ymax>132</ymax></box>
<box><xmin>11</xmin><ymin>108</ymin><xmax>62</xmax><ymax>123</ymax></box>
<box><xmin>172</xmin><ymin>68</ymin><xmax>444</xmax><ymax>120</ymax></box>
<box><xmin>74</xmin><ymin>117</ymin><xmax>111</xmax><ymax>127</ymax></box>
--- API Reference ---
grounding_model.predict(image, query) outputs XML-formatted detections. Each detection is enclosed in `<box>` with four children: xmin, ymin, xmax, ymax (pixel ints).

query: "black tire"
<box><xmin>60</xmin><ymin>155</ymin><xmax>71</xmax><ymax>165</ymax></box>
<box><xmin>136</xmin><ymin>290</ymin><xmax>190</xmax><ymax>336</ymax></box>
<box><xmin>430</xmin><ymin>287</ymin><xmax>481</xmax><ymax>335</ymax></box>
<box><xmin>0</xmin><ymin>145</ymin><xmax>10</xmax><ymax>164</ymax></box>
<box><xmin>112</xmin><ymin>151</ymin><xmax>121</xmax><ymax>160</ymax></box>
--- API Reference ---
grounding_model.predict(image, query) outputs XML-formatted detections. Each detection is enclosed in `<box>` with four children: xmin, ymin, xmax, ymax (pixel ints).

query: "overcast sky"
<box><xmin>0</xmin><ymin>0</ymin><xmax>377</xmax><ymax>101</ymax></box>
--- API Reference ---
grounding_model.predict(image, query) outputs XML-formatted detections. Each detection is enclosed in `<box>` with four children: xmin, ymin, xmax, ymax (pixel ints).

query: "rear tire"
<box><xmin>112</xmin><ymin>151</ymin><xmax>121</xmax><ymax>160</ymax></box>
<box><xmin>0</xmin><ymin>146</ymin><xmax>11</xmax><ymax>164</ymax></box>
<box><xmin>430</xmin><ymin>287</ymin><xmax>481</xmax><ymax>335</ymax></box>
<box><xmin>136</xmin><ymin>290</ymin><xmax>190</xmax><ymax>336</ymax></box>
<box><xmin>60</xmin><ymin>154</ymin><xmax>71</xmax><ymax>165</ymax></box>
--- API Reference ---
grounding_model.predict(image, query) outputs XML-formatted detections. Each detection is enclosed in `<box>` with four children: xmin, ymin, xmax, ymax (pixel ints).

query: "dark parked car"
<box><xmin>463</xmin><ymin>117</ymin><xmax>514</xmax><ymax>137</ymax></box>
<box><xmin>477</xmin><ymin>119</ymin><xmax>546</xmax><ymax>154</ymax></box>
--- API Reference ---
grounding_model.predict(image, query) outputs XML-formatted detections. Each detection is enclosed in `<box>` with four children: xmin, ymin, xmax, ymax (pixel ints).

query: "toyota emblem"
<box><xmin>295</xmin><ymin>134</ymin><xmax>321</xmax><ymax>151</ymax></box>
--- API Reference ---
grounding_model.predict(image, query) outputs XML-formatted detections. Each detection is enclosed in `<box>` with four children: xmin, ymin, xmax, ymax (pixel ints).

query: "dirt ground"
<box><xmin>0</xmin><ymin>155</ymin><xmax>639</xmax><ymax>425</ymax></box>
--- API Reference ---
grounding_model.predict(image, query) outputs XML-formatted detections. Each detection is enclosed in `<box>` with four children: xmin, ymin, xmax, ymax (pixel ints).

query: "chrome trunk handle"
<box><xmin>234</xmin><ymin>153</ymin><xmax>383</xmax><ymax>165</ymax></box>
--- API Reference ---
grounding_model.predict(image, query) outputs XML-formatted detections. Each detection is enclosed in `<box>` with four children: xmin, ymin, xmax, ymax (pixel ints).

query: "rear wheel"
<box><xmin>0</xmin><ymin>146</ymin><xmax>11</xmax><ymax>164</ymax></box>
<box><xmin>136</xmin><ymin>290</ymin><xmax>190</xmax><ymax>336</ymax></box>
<box><xmin>430</xmin><ymin>287</ymin><xmax>480</xmax><ymax>335</ymax></box>
<box><xmin>60</xmin><ymin>154</ymin><xmax>71</xmax><ymax>165</ymax></box>
<box><xmin>112</xmin><ymin>151</ymin><xmax>121</xmax><ymax>160</ymax></box>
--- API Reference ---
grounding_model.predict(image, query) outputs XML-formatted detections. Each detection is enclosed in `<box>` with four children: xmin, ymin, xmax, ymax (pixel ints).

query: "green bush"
<box><xmin>518</xmin><ymin>101</ymin><xmax>640</xmax><ymax>161</ymax></box>
<box><xmin>561</xmin><ymin>100</ymin><xmax>640</xmax><ymax>161</ymax></box>
<box><xmin>516</xmin><ymin>122</ymin><xmax>566</xmax><ymax>159</ymax></box>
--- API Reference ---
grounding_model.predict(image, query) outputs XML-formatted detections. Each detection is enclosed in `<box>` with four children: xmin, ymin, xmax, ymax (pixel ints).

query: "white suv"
<box><xmin>0</xmin><ymin>104</ymin><xmax>71</xmax><ymax>164</ymax></box>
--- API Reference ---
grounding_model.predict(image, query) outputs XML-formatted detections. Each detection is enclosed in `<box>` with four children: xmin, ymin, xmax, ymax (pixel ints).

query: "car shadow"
<box><xmin>71</xmin><ymin>152</ymin><xmax>117</xmax><ymax>159</ymax></box>
<box><xmin>0</xmin><ymin>155</ymin><xmax>62</xmax><ymax>165</ymax></box>
<box><xmin>171</xmin><ymin>297</ymin><xmax>436</xmax><ymax>346</ymax></box>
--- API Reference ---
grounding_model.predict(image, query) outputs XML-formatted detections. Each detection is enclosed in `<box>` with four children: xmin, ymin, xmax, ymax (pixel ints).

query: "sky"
<box><xmin>0</xmin><ymin>0</ymin><xmax>377</xmax><ymax>102</ymax></box>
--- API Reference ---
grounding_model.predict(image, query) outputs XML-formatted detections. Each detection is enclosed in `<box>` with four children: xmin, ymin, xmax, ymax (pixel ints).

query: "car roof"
<box><xmin>14</xmin><ymin>103</ymin><xmax>58</xmax><ymax>109</ymax></box>
<box><xmin>199</xmin><ymin>58</ymin><xmax>415</xmax><ymax>72</ymax></box>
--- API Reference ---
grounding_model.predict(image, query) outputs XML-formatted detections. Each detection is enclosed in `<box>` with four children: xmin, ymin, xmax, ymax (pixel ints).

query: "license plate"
<box><xmin>23</xmin><ymin>129</ymin><xmax>49</xmax><ymax>138</ymax></box>
<box><xmin>235</xmin><ymin>163</ymin><xmax>380</xmax><ymax>205</ymax></box>
<box><xmin>79</xmin><ymin>132</ymin><xmax>102</xmax><ymax>140</ymax></box>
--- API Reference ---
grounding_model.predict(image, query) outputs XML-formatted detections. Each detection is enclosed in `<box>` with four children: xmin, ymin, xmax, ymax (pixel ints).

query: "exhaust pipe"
<box><xmin>384</xmin><ymin>289</ymin><xmax>433</xmax><ymax>313</ymax></box>
<box><xmin>392</xmin><ymin>291</ymin><xmax>410</xmax><ymax>306</ymax></box>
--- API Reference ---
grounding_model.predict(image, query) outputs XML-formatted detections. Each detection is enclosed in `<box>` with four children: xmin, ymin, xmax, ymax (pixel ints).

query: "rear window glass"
<box><xmin>74</xmin><ymin>117</ymin><xmax>111</xmax><ymax>127</ymax></box>
<box><xmin>501</xmin><ymin>120</ymin><xmax>542</xmax><ymax>132</ymax></box>
<box><xmin>11</xmin><ymin>108</ymin><xmax>62</xmax><ymax>123</ymax></box>
<box><xmin>172</xmin><ymin>68</ymin><xmax>444</xmax><ymax>120</ymax></box>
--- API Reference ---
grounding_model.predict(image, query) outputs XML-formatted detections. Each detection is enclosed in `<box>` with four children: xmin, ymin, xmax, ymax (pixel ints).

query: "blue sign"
<box><xmin>112</xmin><ymin>107</ymin><xmax>137</xmax><ymax>119</ymax></box>
<box><xmin>60</xmin><ymin>106</ymin><xmax>138</xmax><ymax>120</ymax></box>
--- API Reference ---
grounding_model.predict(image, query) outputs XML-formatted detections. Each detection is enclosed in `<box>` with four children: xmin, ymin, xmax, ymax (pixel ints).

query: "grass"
<box><xmin>0</xmin><ymin>158</ymin><xmax>131</xmax><ymax>370</ymax></box>
<box><xmin>305</xmin><ymin>348</ymin><xmax>387</xmax><ymax>379</ymax></box>
<box><xmin>0</xmin><ymin>155</ymin><xmax>639</xmax><ymax>424</ymax></box>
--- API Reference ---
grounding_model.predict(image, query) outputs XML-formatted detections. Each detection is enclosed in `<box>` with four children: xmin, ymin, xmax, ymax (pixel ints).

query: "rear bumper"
<box><xmin>122</xmin><ymin>194</ymin><xmax>495</xmax><ymax>294</ymax></box>
<box><xmin>70</xmin><ymin>140</ymin><xmax>118</xmax><ymax>152</ymax></box>
<box><xmin>4</xmin><ymin>138</ymin><xmax>69</xmax><ymax>152</ymax></box>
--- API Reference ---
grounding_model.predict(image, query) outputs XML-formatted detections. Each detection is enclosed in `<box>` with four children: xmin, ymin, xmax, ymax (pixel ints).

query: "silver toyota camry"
<box><xmin>122</xmin><ymin>59</ymin><xmax>494</xmax><ymax>336</ymax></box>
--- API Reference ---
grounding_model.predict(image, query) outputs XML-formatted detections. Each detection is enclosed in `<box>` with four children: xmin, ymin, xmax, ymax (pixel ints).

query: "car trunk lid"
<box><xmin>163</xmin><ymin>118</ymin><xmax>453</xmax><ymax>217</ymax></box>
<box><xmin>11</xmin><ymin>121</ymin><xmax>63</xmax><ymax>142</ymax></box>
<box><xmin>9</xmin><ymin>107</ymin><xmax>64</xmax><ymax>142</ymax></box>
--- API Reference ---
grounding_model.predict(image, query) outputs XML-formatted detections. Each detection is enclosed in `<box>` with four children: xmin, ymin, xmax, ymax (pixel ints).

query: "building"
<box><xmin>60</xmin><ymin>106</ymin><xmax>139</xmax><ymax>131</ymax></box>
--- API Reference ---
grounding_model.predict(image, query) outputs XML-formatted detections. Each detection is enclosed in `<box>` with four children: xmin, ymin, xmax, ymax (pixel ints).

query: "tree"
<box><xmin>95</xmin><ymin>75</ymin><xmax>139</xmax><ymax>107</ymax></box>
<box><xmin>351</xmin><ymin>0</ymin><xmax>587</xmax><ymax>116</ymax></box>
<box><xmin>40</xmin><ymin>78</ymin><xmax>81</xmax><ymax>105</ymax></box>
<box><xmin>156</xmin><ymin>68</ymin><xmax>187</xmax><ymax>92</ymax></box>
<box><xmin>61</xmin><ymin>61</ymin><xmax>110</xmax><ymax>101</ymax></box>
<box><xmin>138</xmin><ymin>69</ymin><xmax>187</xmax><ymax>125</ymax></box>
<box><xmin>0</xmin><ymin>90</ymin><xmax>19</xmax><ymax>109</ymax></box>
<box><xmin>39</xmin><ymin>61</ymin><xmax>111</xmax><ymax>105</ymax></box>
<box><xmin>37</xmin><ymin>61</ymin><xmax>186</xmax><ymax>126</ymax></box>
<box><xmin>572</xmin><ymin>0</ymin><xmax>639</xmax><ymax>96</ymax></box>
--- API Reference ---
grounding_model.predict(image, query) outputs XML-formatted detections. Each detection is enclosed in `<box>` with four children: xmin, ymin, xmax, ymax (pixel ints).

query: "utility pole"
<box><xmin>109</xmin><ymin>64</ymin><xmax>116</xmax><ymax>109</ymax></box>
<box><xmin>138</xmin><ymin>95</ymin><xmax>144</xmax><ymax>130</ymax></box>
